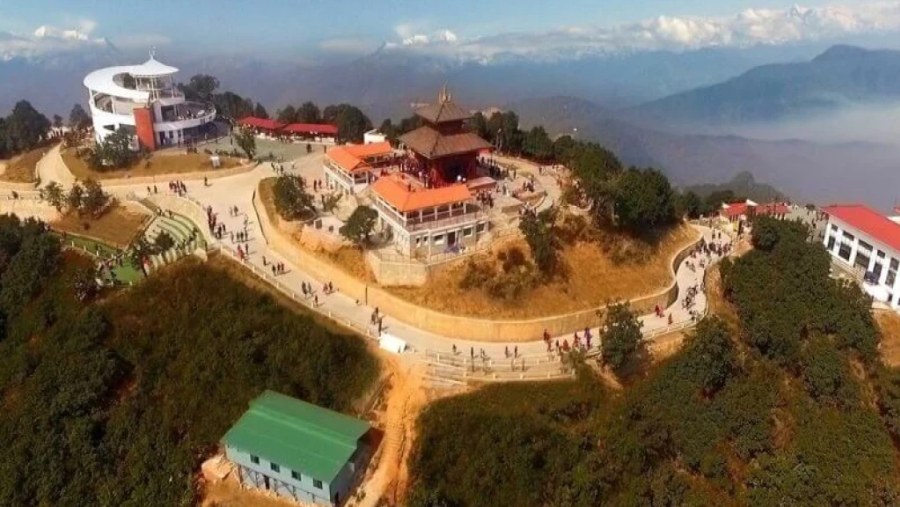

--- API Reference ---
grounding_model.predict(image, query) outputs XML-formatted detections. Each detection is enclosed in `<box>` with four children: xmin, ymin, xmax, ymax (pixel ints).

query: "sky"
<box><xmin>3</xmin><ymin>0</ymin><xmax>900</xmax><ymax>62</ymax></box>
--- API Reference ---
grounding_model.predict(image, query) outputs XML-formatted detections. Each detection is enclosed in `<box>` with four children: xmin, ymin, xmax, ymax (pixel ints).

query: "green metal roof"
<box><xmin>222</xmin><ymin>391</ymin><xmax>370</xmax><ymax>483</ymax></box>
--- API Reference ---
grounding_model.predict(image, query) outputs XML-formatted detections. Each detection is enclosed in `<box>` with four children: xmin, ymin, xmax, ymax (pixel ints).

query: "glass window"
<box><xmin>250</xmin><ymin>455</ymin><xmax>259</xmax><ymax>465</ymax></box>
<box><xmin>271</xmin><ymin>462</ymin><xmax>280</xmax><ymax>473</ymax></box>
<box><xmin>842</xmin><ymin>232</ymin><xmax>855</xmax><ymax>242</ymax></box>
<box><xmin>463</xmin><ymin>227</ymin><xmax>472</xmax><ymax>237</ymax></box>
<box><xmin>291</xmin><ymin>471</ymin><xmax>301</xmax><ymax>481</ymax></box>
<box><xmin>838</xmin><ymin>242</ymin><xmax>852</xmax><ymax>261</ymax></box>
<box><xmin>314</xmin><ymin>479</ymin><xmax>323</xmax><ymax>489</ymax></box>
<box><xmin>826</xmin><ymin>237</ymin><xmax>836</xmax><ymax>251</ymax></box>
<box><xmin>433</xmin><ymin>235</ymin><xmax>444</xmax><ymax>245</ymax></box>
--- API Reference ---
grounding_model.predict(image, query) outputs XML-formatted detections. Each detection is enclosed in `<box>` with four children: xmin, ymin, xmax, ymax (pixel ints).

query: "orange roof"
<box><xmin>345</xmin><ymin>141</ymin><xmax>392</xmax><ymax>158</ymax></box>
<box><xmin>371</xmin><ymin>175</ymin><xmax>472</xmax><ymax>212</ymax></box>
<box><xmin>327</xmin><ymin>142</ymin><xmax>394</xmax><ymax>173</ymax></box>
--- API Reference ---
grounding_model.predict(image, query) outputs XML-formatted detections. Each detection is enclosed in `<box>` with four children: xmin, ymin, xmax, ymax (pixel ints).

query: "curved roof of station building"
<box><xmin>83</xmin><ymin>56</ymin><xmax>179</xmax><ymax>102</ymax></box>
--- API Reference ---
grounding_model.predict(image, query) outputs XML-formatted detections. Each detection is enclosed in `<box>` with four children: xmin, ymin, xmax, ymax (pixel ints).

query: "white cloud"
<box><xmin>0</xmin><ymin>19</ymin><xmax>170</xmax><ymax>61</ymax></box>
<box><xmin>383</xmin><ymin>2</ymin><xmax>900</xmax><ymax>62</ymax></box>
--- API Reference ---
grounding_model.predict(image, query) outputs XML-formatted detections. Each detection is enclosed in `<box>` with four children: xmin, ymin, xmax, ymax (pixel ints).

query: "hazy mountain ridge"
<box><xmin>513</xmin><ymin>96</ymin><xmax>900</xmax><ymax>210</ymax></box>
<box><xmin>632</xmin><ymin>45</ymin><xmax>900</xmax><ymax>125</ymax></box>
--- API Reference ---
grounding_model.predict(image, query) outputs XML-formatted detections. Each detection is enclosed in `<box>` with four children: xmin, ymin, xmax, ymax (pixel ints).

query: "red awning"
<box><xmin>283</xmin><ymin>123</ymin><xmax>338</xmax><ymax>135</ymax></box>
<box><xmin>237</xmin><ymin>116</ymin><xmax>285</xmax><ymax>131</ymax></box>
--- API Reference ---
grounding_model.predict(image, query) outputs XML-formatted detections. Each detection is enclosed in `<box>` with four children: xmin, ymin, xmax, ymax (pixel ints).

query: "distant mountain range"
<box><xmin>631</xmin><ymin>45</ymin><xmax>900</xmax><ymax>126</ymax></box>
<box><xmin>512</xmin><ymin>96</ymin><xmax>900</xmax><ymax>210</ymax></box>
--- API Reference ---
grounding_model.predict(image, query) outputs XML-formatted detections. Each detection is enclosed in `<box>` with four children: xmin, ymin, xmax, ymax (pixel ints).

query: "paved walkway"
<box><xmin>28</xmin><ymin>149</ymin><xmax>729</xmax><ymax>366</ymax></box>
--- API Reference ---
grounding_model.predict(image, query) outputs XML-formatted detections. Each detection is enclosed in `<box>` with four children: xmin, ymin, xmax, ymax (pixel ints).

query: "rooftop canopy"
<box><xmin>222</xmin><ymin>391</ymin><xmax>370</xmax><ymax>484</ymax></box>
<box><xmin>824</xmin><ymin>204</ymin><xmax>900</xmax><ymax>253</ymax></box>
<box><xmin>237</xmin><ymin>116</ymin><xmax>285</xmax><ymax>131</ymax></box>
<box><xmin>371</xmin><ymin>174</ymin><xmax>472</xmax><ymax>213</ymax></box>
<box><xmin>83</xmin><ymin>56</ymin><xmax>179</xmax><ymax>102</ymax></box>
<box><xmin>283</xmin><ymin>123</ymin><xmax>339</xmax><ymax>136</ymax></box>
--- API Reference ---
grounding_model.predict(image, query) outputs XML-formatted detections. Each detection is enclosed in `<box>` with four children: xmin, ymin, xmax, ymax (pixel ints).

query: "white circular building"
<box><xmin>83</xmin><ymin>54</ymin><xmax>216</xmax><ymax>150</ymax></box>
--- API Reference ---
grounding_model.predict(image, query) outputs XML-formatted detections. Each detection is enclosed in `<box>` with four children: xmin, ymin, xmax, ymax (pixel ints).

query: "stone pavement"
<box><xmin>32</xmin><ymin>148</ymin><xmax>730</xmax><ymax>366</ymax></box>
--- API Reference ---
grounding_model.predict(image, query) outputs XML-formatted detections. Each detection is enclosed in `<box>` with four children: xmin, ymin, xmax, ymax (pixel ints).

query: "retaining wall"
<box><xmin>254</xmin><ymin>186</ymin><xmax>703</xmax><ymax>341</ymax></box>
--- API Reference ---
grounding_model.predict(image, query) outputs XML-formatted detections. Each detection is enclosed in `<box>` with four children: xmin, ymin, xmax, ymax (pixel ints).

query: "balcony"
<box><xmin>373</xmin><ymin>198</ymin><xmax>484</xmax><ymax>233</ymax></box>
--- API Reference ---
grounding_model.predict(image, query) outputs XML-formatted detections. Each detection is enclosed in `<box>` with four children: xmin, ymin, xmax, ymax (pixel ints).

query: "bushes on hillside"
<box><xmin>0</xmin><ymin>220</ymin><xmax>378</xmax><ymax>506</ymax></box>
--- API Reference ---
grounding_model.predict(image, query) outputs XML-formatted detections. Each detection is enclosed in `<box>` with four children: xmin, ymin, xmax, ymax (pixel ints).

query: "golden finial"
<box><xmin>439</xmin><ymin>84</ymin><xmax>452</xmax><ymax>104</ymax></box>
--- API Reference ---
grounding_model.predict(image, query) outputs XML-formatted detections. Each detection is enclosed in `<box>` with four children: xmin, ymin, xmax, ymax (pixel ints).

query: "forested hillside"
<box><xmin>0</xmin><ymin>216</ymin><xmax>378</xmax><ymax>506</ymax></box>
<box><xmin>408</xmin><ymin>217</ymin><xmax>900</xmax><ymax>506</ymax></box>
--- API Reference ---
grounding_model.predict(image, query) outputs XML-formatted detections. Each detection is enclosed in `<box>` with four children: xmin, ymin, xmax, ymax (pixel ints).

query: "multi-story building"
<box><xmin>83</xmin><ymin>53</ymin><xmax>216</xmax><ymax>150</ymax></box>
<box><xmin>322</xmin><ymin>142</ymin><xmax>394</xmax><ymax>193</ymax></box>
<box><xmin>222</xmin><ymin>390</ymin><xmax>371</xmax><ymax>506</ymax></box>
<box><xmin>823</xmin><ymin>204</ymin><xmax>900</xmax><ymax>309</ymax></box>
<box><xmin>370</xmin><ymin>173</ymin><xmax>489</xmax><ymax>257</ymax></box>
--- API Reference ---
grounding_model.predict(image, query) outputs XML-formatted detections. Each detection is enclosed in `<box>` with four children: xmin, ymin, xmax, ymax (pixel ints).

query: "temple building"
<box><xmin>398</xmin><ymin>86</ymin><xmax>492</xmax><ymax>186</ymax></box>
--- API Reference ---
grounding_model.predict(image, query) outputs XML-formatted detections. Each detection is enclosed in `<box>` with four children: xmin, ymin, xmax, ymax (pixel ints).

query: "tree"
<box><xmin>276</xmin><ymin>105</ymin><xmax>297</xmax><ymax>124</ymax></box>
<box><xmin>81</xmin><ymin>179</ymin><xmax>111</xmax><ymax>218</ymax></box>
<box><xmin>677</xmin><ymin>191</ymin><xmax>704</xmax><ymax>219</ymax></box>
<box><xmin>5</xmin><ymin>100</ymin><xmax>50</xmax><ymax>152</ymax></box>
<box><xmin>212</xmin><ymin>92</ymin><xmax>253</xmax><ymax>120</ymax></box>
<box><xmin>68</xmin><ymin>104</ymin><xmax>92</xmax><ymax>131</ymax></box>
<box><xmin>87</xmin><ymin>128</ymin><xmax>136</xmax><ymax>170</ymax></box>
<box><xmin>253</xmin><ymin>102</ymin><xmax>269</xmax><ymax>119</ymax></box>
<box><xmin>66</xmin><ymin>183</ymin><xmax>84</xmax><ymax>214</ymax></box>
<box><xmin>52</xmin><ymin>115</ymin><xmax>63</xmax><ymax>130</ymax></box>
<box><xmin>177</xmin><ymin>74</ymin><xmax>219</xmax><ymax>102</ymax></box>
<box><xmin>613</xmin><ymin>167</ymin><xmax>677</xmax><ymax>232</ymax></box>
<box><xmin>600</xmin><ymin>302</ymin><xmax>643</xmax><ymax>373</ymax></box>
<box><xmin>340</xmin><ymin>206</ymin><xmax>378</xmax><ymax>247</ymax></box>
<box><xmin>42</xmin><ymin>182</ymin><xmax>65</xmax><ymax>212</ymax></box>
<box><xmin>469</xmin><ymin>111</ymin><xmax>490</xmax><ymax>141</ymax></box>
<box><xmin>233</xmin><ymin>127</ymin><xmax>257</xmax><ymax>160</ymax></box>
<box><xmin>154</xmin><ymin>231</ymin><xmax>175</xmax><ymax>252</ymax></box>
<box><xmin>522</xmin><ymin>126</ymin><xmax>553</xmax><ymax>161</ymax></box>
<box><xmin>519</xmin><ymin>207</ymin><xmax>560</xmax><ymax>275</ymax></box>
<box><xmin>322</xmin><ymin>104</ymin><xmax>372</xmax><ymax>143</ymax></box>
<box><xmin>272</xmin><ymin>174</ymin><xmax>314</xmax><ymax>220</ymax></box>
<box><xmin>71</xmin><ymin>267</ymin><xmax>99</xmax><ymax>302</ymax></box>
<box><xmin>682</xmin><ymin>317</ymin><xmax>736</xmax><ymax>394</ymax></box>
<box><xmin>296</xmin><ymin>101</ymin><xmax>321</xmax><ymax>123</ymax></box>
<box><xmin>128</xmin><ymin>237</ymin><xmax>156</xmax><ymax>276</ymax></box>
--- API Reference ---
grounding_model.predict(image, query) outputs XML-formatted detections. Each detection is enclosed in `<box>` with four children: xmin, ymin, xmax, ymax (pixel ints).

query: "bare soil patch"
<box><xmin>876</xmin><ymin>310</ymin><xmax>900</xmax><ymax>367</ymax></box>
<box><xmin>388</xmin><ymin>223</ymin><xmax>698</xmax><ymax>319</ymax></box>
<box><xmin>0</xmin><ymin>146</ymin><xmax>49</xmax><ymax>183</ymax></box>
<box><xmin>62</xmin><ymin>148</ymin><xmax>242</xmax><ymax>180</ymax></box>
<box><xmin>51</xmin><ymin>204</ymin><xmax>150</xmax><ymax>248</ymax></box>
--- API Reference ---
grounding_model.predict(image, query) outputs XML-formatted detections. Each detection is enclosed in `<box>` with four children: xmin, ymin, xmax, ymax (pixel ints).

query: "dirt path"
<box><xmin>352</xmin><ymin>357</ymin><xmax>430</xmax><ymax>507</ymax></box>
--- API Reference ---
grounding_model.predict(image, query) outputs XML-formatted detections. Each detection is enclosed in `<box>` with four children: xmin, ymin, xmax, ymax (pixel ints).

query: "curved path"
<box><xmin>28</xmin><ymin>148</ymin><xmax>730</xmax><ymax>371</ymax></box>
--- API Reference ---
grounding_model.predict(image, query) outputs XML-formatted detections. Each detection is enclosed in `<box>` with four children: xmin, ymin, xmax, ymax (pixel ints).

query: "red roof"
<box><xmin>721</xmin><ymin>202</ymin><xmax>749</xmax><ymax>218</ymax></box>
<box><xmin>237</xmin><ymin>116</ymin><xmax>284</xmax><ymax>131</ymax></box>
<box><xmin>824</xmin><ymin>204</ymin><xmax>900</xmax><ymax>253</ymax></box>
<box><xmin>757</xmin><ymin>203</ymin><xmax>790</xmax><ymax>216</ymax></box>
<box><xmin>371</xmin><ymin>174</ymin><xmax>472</xmax><ymax>212</ymax></box>
<box><xmin>283</xmin><ymin>123</ymin><xmax>338</xmax><ymax>135</ymax></box>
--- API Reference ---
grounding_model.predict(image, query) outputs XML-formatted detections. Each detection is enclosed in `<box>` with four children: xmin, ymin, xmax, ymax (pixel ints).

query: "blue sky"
<box><xmin>1</xmin><ymin>0</ymin><xmax>896</xmax><ymax>61</ymax></box>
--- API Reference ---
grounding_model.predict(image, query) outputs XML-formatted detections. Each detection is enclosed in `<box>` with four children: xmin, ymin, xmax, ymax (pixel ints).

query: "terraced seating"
<box><xmin>142</xmin><ymin>211</ymin><xmax>207</xmax><ymax>271</ymax></box>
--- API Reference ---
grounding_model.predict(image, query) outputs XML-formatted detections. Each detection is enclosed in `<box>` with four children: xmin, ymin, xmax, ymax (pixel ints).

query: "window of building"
<box><xmin>842</xmin><ymin>232</ymin><xmax>855</xmax><ymax>243</ymax></box>
<box><xmin>291</xmin><ymin>471</ymin><xmax>301</xmax><ymax>481</ymax></box>
<box><xmin>858</xmin><ymin>240</ymin><xmax>873</xmax><ymax>253</ymax></box>
<box><xmin>433</xmin><ymin>235</ymin><xmax>444</xmax><ymax>245</ymax></box>
<box><xmin>855</xmin><ymin>252</ymin><xmax>870</xmax><ymax>270</ymax></box>
<box><xmin>831</xmin><ymin>224</ymin><xmax>838</xmax><ymax>232</ymax></box>
<box><xmin>838</xmin><ymin>242</ymin><xmax>852</xmax><ymax>261</ymax></box>
<box><xmin>826</xmin><ymin>236</ymin><xmax>836</xmax><ymax>251</ymax></box>
<box><xmin>878</xmin><ymin>250</ymin><xmax>886</xmax><ymax>258</ymax></box>
<box><xmin>476</xmin><ymin>223</ymin><xmax>485</xmax><ymax>233</ymax></box>
<box><xmin>271</xmin><ymin>462</ymin><xmax>280</xmax><ymax>473</ymax></box>
<box><xmin>314</xmin><ymin>479</ymin><xmax>323</xmax><ymax>489</ymax></box>
<box><xmin>250</xmin><ymin>455</ymin><xmax>259</xmax><ymax>465</ymax></box>
<box><xmin>463</xmin><ymin>227</ymin><xmax>472</xmax><ymax>237</ymax></box>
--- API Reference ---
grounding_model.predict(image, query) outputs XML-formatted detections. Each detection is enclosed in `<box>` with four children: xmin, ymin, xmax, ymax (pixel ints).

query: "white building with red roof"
<box><xmin>822</xmin><ymin>204</ymin><xmax>900</xmax><ymax>309</ymax></box>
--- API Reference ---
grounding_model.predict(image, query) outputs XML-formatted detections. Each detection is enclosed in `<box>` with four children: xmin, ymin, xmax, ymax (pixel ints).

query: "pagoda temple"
<box><xmin>399</xmin><ymin>86</ymin><xmax>492</xmax><ymax>186</ymax></box>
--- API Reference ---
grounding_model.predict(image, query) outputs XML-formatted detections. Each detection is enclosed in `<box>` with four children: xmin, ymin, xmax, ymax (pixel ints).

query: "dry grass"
<box><xmin>876</xmin><ymin>310</ymin><xmax>900</xmax><ymax>367</ymax></box>
<box><xmin>259</xmin><ymin>178</ymin><xmax>279</xmax><ymax>225</ymax></box>
<box><xmin>0</xmin><ymin>146</ymin><xmax>50</xmax><ymax>183</ymax></box>
<box><xmin>387</xmin><ymin>223</ymin><xmax>698</xmax><ymax>319</ymax></box>
<box><xmin>62</xmin><ymin>148</ymin><xmax>242</xmax><ymax>180</ymax></box>
<box><xmin>706</xmin><ymin>263</ymin><xmax>741</xmax><ymax>331</ymax></box>
<box><xmin>51</xmin><ymin>204</ymin><xmax>150</xmax><ymax>248</ymax></box>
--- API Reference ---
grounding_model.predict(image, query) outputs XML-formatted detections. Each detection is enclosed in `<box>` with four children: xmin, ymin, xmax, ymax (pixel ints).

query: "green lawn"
<box><xmin>57</xmin><ymin>233</ymin><xmax>143</xmax><ymax>285</ymax></box>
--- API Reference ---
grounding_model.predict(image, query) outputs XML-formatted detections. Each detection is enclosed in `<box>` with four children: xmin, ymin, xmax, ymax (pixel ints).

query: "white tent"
<box><xmin>378</xmin><ymin>333</ymin><xmax>407</xmax><ymax>354</ymax></box>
